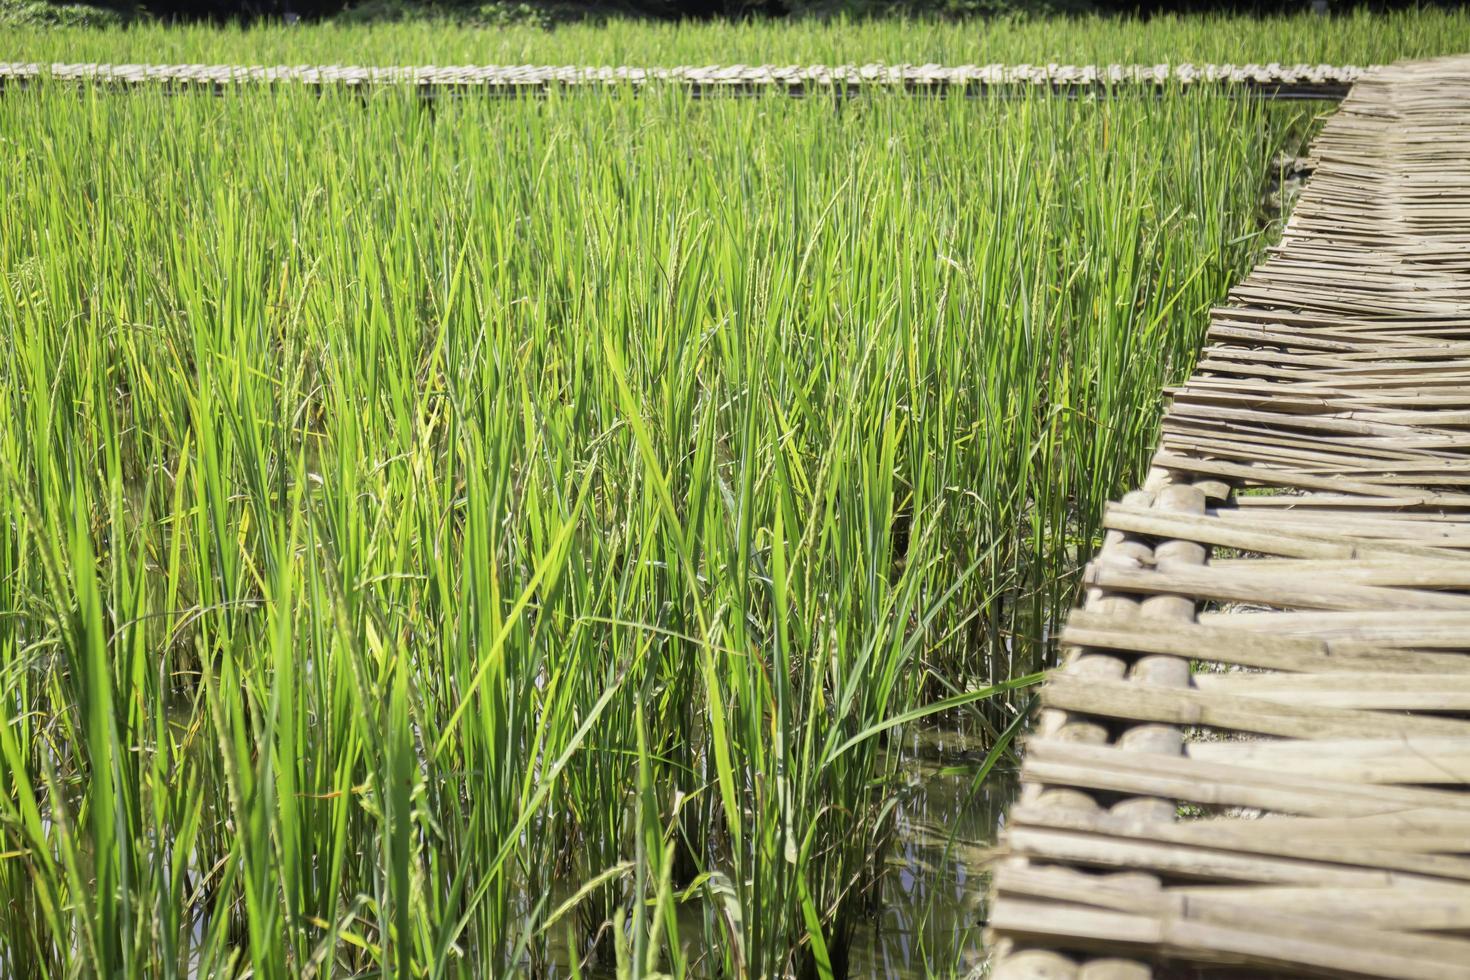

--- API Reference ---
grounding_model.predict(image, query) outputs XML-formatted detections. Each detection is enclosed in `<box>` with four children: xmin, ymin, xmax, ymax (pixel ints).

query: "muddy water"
<box><xmin>847</xmin><ymin>724</ymin><xmax>1018</xmax><ymax>979</ymax></box>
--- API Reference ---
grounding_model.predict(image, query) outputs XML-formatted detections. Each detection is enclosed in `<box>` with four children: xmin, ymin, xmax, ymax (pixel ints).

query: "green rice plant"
<box><xmin>4</xmin><ymin>8</ymin><xmax>1470</xmax><ymax>67</ymax></box>
<box><xmin>0</xmin><ymin>82</ymin><xmax>1303</xmax><ymax>976</ymax></box>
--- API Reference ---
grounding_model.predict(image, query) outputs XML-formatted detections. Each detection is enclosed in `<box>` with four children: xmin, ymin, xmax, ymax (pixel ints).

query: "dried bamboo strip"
<box><xmin>1005</xmin><ymin>806</ymin><xmax>1470</xmax><ymax>882</ymax></box>
<box><xmin>1185</xmin><ymin>737</ymin><xmax>1470</xmax><ymax>785</ymax></box>
<box><xmin>1022</xmin><ymin>739</ymin><xmax>1470</xmax><ymax>817</ymax></box>
<box><xmin>1041</xmin><ymin>674</ymin><xmax>1470</xmax><ymax>739</ymax></box>
<box><xmin>1001</xmin><ymin>866</ymin><xmax>1470</xmax><ymax>935</ymax></box>
<box><xmin>1101</xmin><ymin>503</ymin><xmax>1461</xmax><ymax>558</ymax></box>
<box><xmin>991</xmin><ymin>868</ymin><xmax>1470</xmax><ymax>976</ymax></box>
<box><xmin>1060</xmin><ymin>611</ymin><xmax>1470</xmax><ymax>672</ymax></box>
<box><xmin>1162</xmin><ymin>883</ymin><xmax>1470</xmax><ymax>931</ymax></box>
<box><xmin>989</xmin><ymin>897</ymin><xmax>1469</xmax><ymax>979</ymax></box>
<box><xmin>1081</xmin><ymin>561</ymin><xmax>1470</xmax><ymax>612</ymax></box>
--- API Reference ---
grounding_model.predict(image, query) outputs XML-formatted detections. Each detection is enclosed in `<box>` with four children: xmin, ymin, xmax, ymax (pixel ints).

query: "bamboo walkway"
<box><xmin>0</xmin><ymin>61</ymin><xmax>1361</xmax><ymax>98</ymax></box>
<box><xmin>988</xmin><ymin>54</ymin><xmax>1470</xmax><ymax>980</ymax></box>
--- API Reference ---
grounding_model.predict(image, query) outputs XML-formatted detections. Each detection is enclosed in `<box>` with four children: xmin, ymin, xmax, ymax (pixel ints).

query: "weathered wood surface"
<box><xmin>988</xmin><ymin>54</ymin><xmax>1470</xmax><ymax>979</ymax></box>
<box><xmin>0</xmin><ymin>61</ymin><xmax>1365</xmax><ymax>98</ymax></box>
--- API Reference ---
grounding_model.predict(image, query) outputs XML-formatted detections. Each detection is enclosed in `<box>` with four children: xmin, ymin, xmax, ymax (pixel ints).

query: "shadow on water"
<box><xmin>847</xmin><ymin>725</ymin><xmax>1020</xmax><ymax>980</ymax></box>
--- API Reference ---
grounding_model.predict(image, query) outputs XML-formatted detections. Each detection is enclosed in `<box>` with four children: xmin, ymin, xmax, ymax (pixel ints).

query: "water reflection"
<box><xmin>847</xmin><ymin>724</ymin><xmax>1019</xmax><ymax>979</ymax></box>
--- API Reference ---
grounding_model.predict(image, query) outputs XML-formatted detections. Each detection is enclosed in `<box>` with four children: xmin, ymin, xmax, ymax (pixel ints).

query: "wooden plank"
<box><xmin>1190</xmin><ymin>672</ymin><xmax>1470</xmax><ymax>710</ymax></box>
<box><xmin>1042</xmin><ymin>674</ymin><xmax>1470</xmax><ymax>739</ymax></box>
<box><xmin>1022</xmin><ymin>739</ymin><xmax>1470</xmax><ymax>816</ymax></box>
<box><xmin>993</xmin><ymin>863</ymin><xmax>1470</xmax><ymax>963</ymax></box>
<box><xmin>1007</xmin><ymin>804</ymin><xmax>1470</xmax><ymax>881</ymax></box>
<box><xmin>1083</xmin><ymin>560</ymin><xmax>1470</xmax><ymax>612</ymax></box>
<box><xmin>1186</xmin><ymin>737</ymin><xmax>1470</xmax><ymax>785</ymax></box>
<box><xmin>1206</xmin><ymin>556</ymin><xmax>1470</xmax><ymax>588</ymax></box>
<box><xmin>1101</xmin><ymin>502</ymin><xmax>1456</xmax><ymax>559</ymax></box>
<box><xmin>1070</xmin><ymin>617</ymin><xmax>1470</xmax><ymax>669</ymax></box>
<box><xmin>1060</xmin><ymin>610</ymin><xmax>1470</xmax><ymax>672</ymax></box>
<box><xmin>999</xmin><ymin>866</ymin><xmax>1470</xmax><ymax>934</ymax></box>
<box><xmin>1196</xmin><ymin>609</ymin><xmax>1470</xmax><ymax>647</ymax></box>
<box><xmin>1153</xmin><ymin>451</ymin><xmax>1470</xmax><ymax>505</ymax></box>
<box><xmin>1180</xmin><ymin>811</ymin><xmax>1470</xmax><ymax>853</ymax></box>
<box><xmin>988</xmin><ymin>897</ymin><xmax>1470</xmax><ymax>979</ymax></box>
<box><xmin>1164</xmin><ymin>883</ymin><xmax>1470</xmax><ymax>931</ymax></box>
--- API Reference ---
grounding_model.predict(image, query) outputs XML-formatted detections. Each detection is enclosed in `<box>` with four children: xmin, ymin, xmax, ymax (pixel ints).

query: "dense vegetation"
<box><xmin>6</xmin><ymin>8</ymin><xmax>1470</xmax><ymax>63</ymax></box>
<box><xmin>3</xmin><ymin>0</ymin><xmax>1451</xmax><ymax>30</ymax></box>
<box><xmin>0</xmin><ymin>75</ymin><xmax>1300</xmax><ymax>976</ymax></box>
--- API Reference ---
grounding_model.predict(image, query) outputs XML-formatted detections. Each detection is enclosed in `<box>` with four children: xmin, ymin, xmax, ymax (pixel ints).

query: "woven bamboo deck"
<box><xmin>0</xmin><ymin>61</ymin><xmax>1362</xmax><ymax>98</ymax></box>
<box><xmin>988</xmin><ymin>54</ymin><xmax>1470</xmax><ymax>980</ymax></box>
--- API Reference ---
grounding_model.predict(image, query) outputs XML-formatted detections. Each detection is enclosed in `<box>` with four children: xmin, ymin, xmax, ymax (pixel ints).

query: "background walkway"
<box><xmin>0</xmin><ymin>61</ymin><xmax>1362</xmax><ymax>98</ymax></box>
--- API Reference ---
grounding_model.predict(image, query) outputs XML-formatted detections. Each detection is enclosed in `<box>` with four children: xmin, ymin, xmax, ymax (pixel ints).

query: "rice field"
<box><xmin>6</xmin><ymin>8</ymin><xmax>1470</xmax><ymax>67</ymax></box>
<box><xmin>0</xmin><ymin>14</ymin><xmax>1355</xmax><ymax>977</ymax></box>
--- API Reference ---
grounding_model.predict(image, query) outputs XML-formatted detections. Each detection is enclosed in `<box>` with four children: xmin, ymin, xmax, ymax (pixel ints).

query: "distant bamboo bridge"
<box><xmin>988</xmin><ymin>54</ymin><xmax>1470</xmax><ymax>979</ymax></box>
<box><xmin>0</xmin><ymin>61</ymin><xmax>1362</xmax><ymax>98</ymax></box>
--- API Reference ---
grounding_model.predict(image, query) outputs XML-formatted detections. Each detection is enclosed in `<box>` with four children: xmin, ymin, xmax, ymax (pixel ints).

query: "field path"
<box><xmin>0</xmin><ymin>61</ymin><xmax>1361</xmax><ymax>98</ymax></box>
<box><xmin>988</xmin><ymin>54</ymin><xmax>1470</xmax><ymax>980</ymax></box>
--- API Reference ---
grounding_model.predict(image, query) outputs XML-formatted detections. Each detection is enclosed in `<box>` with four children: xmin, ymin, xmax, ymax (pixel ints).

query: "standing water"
<box><xmin>847</xmin><ymin>724</ymin><xmax>1020</xmax><ymax>979</ymax></box>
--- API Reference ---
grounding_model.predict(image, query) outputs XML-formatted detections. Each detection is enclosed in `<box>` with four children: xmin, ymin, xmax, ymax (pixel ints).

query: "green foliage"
<box><xmin>7</xmin><ymin>8</ymin><xmax>1470</xmax><ymax>63</ymax></box>
<box><xmin>334</xmin><ymin>0</ymin><xmax>568</xmax><ymax>27</ymax></box>
<box><xmin>472</xmin><ymin>1</ymin><xmax>556</xmax><ymax>26</ymax></box>
<box><xmin>784</xmin><ymin>0</ymin><xmax>1093</xmax><ymax>18</ymax></box>
<box><xmin>0</xmin><ymin>80</ymin><xmax>1299</xmax><ymax>976</ymax></box>
<box><xmin>0</xmin><ymin>0</ymin><xmax>125</xmax><ymax>27</ymax></box>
